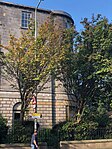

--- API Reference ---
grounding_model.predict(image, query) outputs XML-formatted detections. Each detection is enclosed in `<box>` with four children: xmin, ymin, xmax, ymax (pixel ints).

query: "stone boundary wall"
<box><xmin>60</xmin><ymin>139</ymin><xmax>112</xmax><ymax>149</ymax></box>
<box><xmin>0</xmin><ymin>143</ymin><xmax>47</xmax><ymax>149</ymax></box>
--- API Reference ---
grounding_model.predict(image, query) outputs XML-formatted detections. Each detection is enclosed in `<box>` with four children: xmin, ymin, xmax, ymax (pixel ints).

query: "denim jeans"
<box><xmin>31</xmin><ymin>144</ymin><xmax>35</xmax><ymax>149</ymax></box>
<box><xmin>31</xmin><ymin>144</ymin><xmax>38</xmax><ymax>149</ymax></box>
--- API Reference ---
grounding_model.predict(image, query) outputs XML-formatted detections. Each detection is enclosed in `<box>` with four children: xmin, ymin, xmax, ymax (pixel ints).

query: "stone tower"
<box><xmin>0</xmin><ymin>1</ymin><xmax>74</xmax><ymax>128</ymax></box>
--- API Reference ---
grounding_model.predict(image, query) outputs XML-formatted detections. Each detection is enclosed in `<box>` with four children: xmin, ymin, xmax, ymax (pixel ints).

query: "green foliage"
<box><xmin>8</xmin><ymin>121</ymin><xmax>34</xmax><ymax>143</ymax></box>
<box><xmin>82</xmin><ymin>102</ymin><xmax>110</xmax><ymax>127</ymax></box>
<box><xmin>53</xmin><ymin>101</ymin><xmax>111</xmax><ymax>141</ymax></box>
<box><xmin>60</xmin><ymin>15</ymin><xmax>112</xmax><ymax>123</ymax></box>
<box><xmin>7</xmin><ymin>122</ymin><xmax>58</xmax><ymax>147</ymax></box>
<box><xmin>53</xmin><ymin>120</ymin><xmax>98</xmax><ymax>141</ymax></box>
<box><xmin>95</xmin><ymin>100</ymin><xmax>110</xmax><ymax>127</ymax></box>
<box><xmin>38</xmin><ymin>128</ymin><xmax>59</xmax><ymax>148</ymax></box>
<box><xmin>75</xmin><ymin>121</ymin><xmax>98</xmax><ymax>140</ymax></box>
<box><xmin>0</xmin><ymin>114</ymin><xmax>8</xmax><ymax>143</ymax></box>
<box><xmin>53</xmin><ymin>117</ymin><xmax>111</xmax><ymax>141</ymax></box>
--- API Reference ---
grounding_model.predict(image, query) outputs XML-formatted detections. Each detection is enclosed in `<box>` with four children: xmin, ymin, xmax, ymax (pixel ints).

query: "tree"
<box><xmin>60</xmin><ymin>15</ymin><xmax>112</xmax><ymax>123</ymax></box>
<box><xmin>0</xmin><ymin>19</ymin><xmax>74</xmax><ymax>121</ymax></box>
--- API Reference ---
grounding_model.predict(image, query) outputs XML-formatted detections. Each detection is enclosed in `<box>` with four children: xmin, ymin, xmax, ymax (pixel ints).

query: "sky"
<box><xmin>2</xmin><ymin>0</ymin><xmax>112</xmax><ymax>32</ymax></box>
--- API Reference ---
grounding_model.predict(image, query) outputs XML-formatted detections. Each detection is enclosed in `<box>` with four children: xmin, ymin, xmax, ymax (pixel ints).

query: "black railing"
<box><xmin>58</xmin><ymin>127</ymin><xmax>112</xmax><ymax>141</ymax></box>
<box><xmin>4</xmin><ymin>127</ymin><xmax>112</xmax><ymax>148</ymax></box>
<box><xmin>89</xmin><ymin>128</ymin><xmax>112</xmax><ymax>140</ymax></box>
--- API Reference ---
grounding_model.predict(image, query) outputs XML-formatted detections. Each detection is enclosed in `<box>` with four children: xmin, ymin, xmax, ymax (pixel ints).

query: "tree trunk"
<box><xmin>20</xmin><ymin>101</ymin><xmax>25</xmax><ymax>122</ymax></box>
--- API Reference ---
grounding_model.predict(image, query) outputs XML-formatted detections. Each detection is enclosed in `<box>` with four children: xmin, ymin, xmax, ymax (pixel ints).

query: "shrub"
<box><xmin>0</xmin><ymin>114</ymin><xmax>8</xmax><ymax>143</ymax></box>
<box><xmin>37</xmin><ymin>128</ymin><xmax>57</xmax><ymax>147</ymax></box>
<box><xmin>8</xmin><ymin>120</ymin><xmax>34</xmax><ymax>143</ymax></box>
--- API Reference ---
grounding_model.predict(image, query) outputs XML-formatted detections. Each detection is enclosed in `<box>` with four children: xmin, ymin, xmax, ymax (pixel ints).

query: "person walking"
<box><xmin>31</xmin><ymin>130</ymin><xmax>38</xmax><ymax>149</ymax></box>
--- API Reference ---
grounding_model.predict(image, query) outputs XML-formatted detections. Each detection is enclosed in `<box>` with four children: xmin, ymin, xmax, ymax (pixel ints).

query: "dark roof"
<box><xmin>0</xmin><ymin>1</ymin><xmax>74</xmax><ymax>23</ymax></box>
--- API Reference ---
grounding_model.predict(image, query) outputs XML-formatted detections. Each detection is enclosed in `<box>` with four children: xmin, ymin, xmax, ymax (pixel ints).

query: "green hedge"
<box><xmin>7</xmin><ymin>121</ymin><xmax>34</xmax><ymax>143</ymax></box>
<box><xmin>0</xmin><ymin>114</ymin><xmax>8</xmax><ymax>143</ymax></box>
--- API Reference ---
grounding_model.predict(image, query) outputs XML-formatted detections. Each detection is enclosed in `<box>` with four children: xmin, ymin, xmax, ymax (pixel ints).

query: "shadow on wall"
<box><xmin>51</xmin><ymin>76</ymin><xmax>56</xmax><ymax>127</ymax></box>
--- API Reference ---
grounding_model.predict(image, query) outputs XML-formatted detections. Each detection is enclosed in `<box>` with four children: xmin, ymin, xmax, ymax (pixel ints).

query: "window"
<box><xmin>14</xmin><ymin>113</ymin><xmax>20</xmax><ymax>120</ymax></box>
<box><xmin>66</xmin><ymin>105</ymin><xmax>76</xmax><ymax>120</ymax></box>
<box><xmin>13</xmin><ymin>102</ymin><xmax>21</xmax><ymax>121</ymax></box>
<box><xmin>21</xmin><ymin>11</ymin><xmax>31</xmax><ymax>28</ymax></box>
<box><xmin>65</xmin><ymin>20</ymin><xmax>71</xmax><ymax>29</ymax></box>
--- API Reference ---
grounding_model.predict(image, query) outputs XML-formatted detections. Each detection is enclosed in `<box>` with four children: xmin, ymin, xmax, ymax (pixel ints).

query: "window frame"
<box><xmin>65</xmin><ymin>19</ymin><xmax>71</xmax><ymax>29</ymax></box>
<box><xmin>66</xmin><ymin>105</ymin><xmax>76</xmax><ymax>120</ymax></box>
<box><xmin>21</xmin><ymin>11</ymin><xmax>31</xmax><ymax>29</ymax></box>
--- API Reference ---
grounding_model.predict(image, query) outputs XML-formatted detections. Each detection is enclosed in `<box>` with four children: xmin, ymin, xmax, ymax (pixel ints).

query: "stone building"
<box><xmin>0</xmin><ymin>1</ymin><xmax>74</xmax><ymax>128</ymax></box>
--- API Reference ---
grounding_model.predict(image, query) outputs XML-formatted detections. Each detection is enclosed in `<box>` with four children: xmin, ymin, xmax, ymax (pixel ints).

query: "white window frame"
<box><xmin>21</xmin><ymin>11</ymin><xmax>31</xmax><ymax>28</ymax></box>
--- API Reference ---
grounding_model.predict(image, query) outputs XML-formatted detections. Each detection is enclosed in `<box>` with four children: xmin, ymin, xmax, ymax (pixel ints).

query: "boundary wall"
<box><xmin>60</xmin><ymin>139</ymin><xmax>112</xmax><ymax>149</ymax></box>
<box><xmin>0</xmin><ymin>143</ymin><xmax>47</xmax><ymax>149</ymax></box>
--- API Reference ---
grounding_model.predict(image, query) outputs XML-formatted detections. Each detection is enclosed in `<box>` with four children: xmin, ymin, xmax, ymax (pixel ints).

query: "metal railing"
<box><xmin>4</xmin><ymin>127</ymin><xmax>112</xmax><ymax>148</ymax></box>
